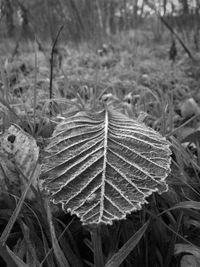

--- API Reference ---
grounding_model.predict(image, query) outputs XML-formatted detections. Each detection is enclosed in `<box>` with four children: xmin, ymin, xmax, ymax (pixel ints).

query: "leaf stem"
<box><xmin>90</xmin><ymin>225</ymin><xmax>104</xmax><ymax>267</ymax></box>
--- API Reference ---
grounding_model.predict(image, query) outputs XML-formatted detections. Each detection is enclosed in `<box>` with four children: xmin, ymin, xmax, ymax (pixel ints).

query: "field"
<box><xmin>0</xmin><ymin>28</ymin><xmax>200</xmax><ymax>267</ymax></box>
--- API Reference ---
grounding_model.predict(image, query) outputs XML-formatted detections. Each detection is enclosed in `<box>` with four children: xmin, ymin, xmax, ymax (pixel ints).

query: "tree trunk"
<box><xmin>194</xmin><ymin>1</ymin><xmax>200</xmax><ymax>50</ymax></box>
<box><xmin>133</xmin><ymin>0</ymin><xmax>138</xmax><ymax>27</ymax></box>
<box><xmin>109</xmin><ymin>0</ymin><xmax>117</xmax><ymax>34</ymax></box>
<box><xmin>44</xmin><ymin>0</ymin><xmax>54</xmax><ymax>43</ymax></box>
<box><xmin>163</xmin><ymin>0</ymin><xmax>167</xmax><ymax>16</ymax></box>
<box><xmin>68</xmin><ymin>0</ymin><xmax>85</xmax><ymax>40</ymax></box>
<box><xmin>123</xmin><ymin>0</ymin><xmax>128</xmax><ymax>30</ymax></box>
<box><xmin>18</xmin><ymin>2</ymin><xmax>32</xmax><ymax>41</ymax></box>
<box><xmin>95</xmin><ymin>0</ymin><xmax>104</xmax><ymax>40</ymax></box>
<box><xmin>179</xmin><ymin>0</ymin><xmax>189</xmax><ymax>14</ymax></box>
<box><xmin>3</xmin><ymin>0</ymin><xmax>14</xmax><ymax>36</ymax></box>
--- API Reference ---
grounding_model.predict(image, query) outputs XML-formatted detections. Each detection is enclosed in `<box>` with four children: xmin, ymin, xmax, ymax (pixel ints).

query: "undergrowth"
<box><xmin>0</xmin><ymin>30</ymin><xmax>200</xmax><ymax>267</ymax></box>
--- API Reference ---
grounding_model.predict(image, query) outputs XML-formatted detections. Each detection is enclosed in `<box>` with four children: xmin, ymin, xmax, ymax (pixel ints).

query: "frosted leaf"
<box><xmin>42</xmin><ymin>108</ymin><xmax>171</xmax><ymax>225</ymax></box>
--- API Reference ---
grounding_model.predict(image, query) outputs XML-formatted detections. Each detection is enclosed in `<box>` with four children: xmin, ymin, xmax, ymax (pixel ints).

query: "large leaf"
<box><xmin>42</xmin><ymin>108</ymin><xmax>171</xmax><ymax>225</ymax></box>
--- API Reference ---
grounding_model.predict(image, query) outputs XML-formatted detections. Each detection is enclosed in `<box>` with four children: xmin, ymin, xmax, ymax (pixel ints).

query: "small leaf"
<box><xmin>0</xmin><ymin>125</ymin><xmax>39</xmax><ymax>177</ymax></box>
<box><xmin>0</xmin><ymin>125</ymin><xmax>39</xmax><ymax>199</ymax></box>
<box><xmin>105</xmin><ymin>220</ymin><xmax>150</xmax><ymax>267</ymax></box>
<box><xmin>42</xmin><ymin>108</ymin><xmax>171</xmax><ymax>225</ymax></box>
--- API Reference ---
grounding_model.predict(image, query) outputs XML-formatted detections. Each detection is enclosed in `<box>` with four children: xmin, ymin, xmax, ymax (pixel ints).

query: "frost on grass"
<box><xmin>42</xmin><ymin>108</ymin><xmax>171</xmax><ymax>225</ymax></box>
<box><xmin>0</xmin><ymin>125</ymin><xmax>39</xmax><ymax>199</ymax></box>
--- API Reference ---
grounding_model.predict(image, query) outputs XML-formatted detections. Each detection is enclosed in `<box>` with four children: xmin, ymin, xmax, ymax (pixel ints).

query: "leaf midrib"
<box><xmin>98</xmin><ymin>109</ymin><xmax>109</xmax><ymax>223</ymax></box>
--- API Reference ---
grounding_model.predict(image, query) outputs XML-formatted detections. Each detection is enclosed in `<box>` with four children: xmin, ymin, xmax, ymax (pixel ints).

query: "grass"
<box><xmin>0</xmin><ymin>29</ymin><xmax>200</xmax><ymax>266</ymax></box>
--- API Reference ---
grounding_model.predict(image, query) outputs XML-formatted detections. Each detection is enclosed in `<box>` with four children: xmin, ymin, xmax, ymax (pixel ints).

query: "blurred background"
<box><xmin>0</xmin><ymin>0</ymin><xmax>199</xmax><ymax>49</ymax></box>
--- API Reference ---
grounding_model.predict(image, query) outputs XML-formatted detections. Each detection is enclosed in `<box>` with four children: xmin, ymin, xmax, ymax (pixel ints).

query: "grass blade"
<box><xmin>45</xmin><ymin>199</ymin><xmax>70</xmax><ymax>267</ymax></box>
<box><xmin>0</xmin><ymin>163</ymin><xmax>41</xmax><ymax>246</ymax></box>
<box><xmin>105</xmin><ymin>220</ymin><xmax>150</xmax><ymax>267</ymax></box>
<box><xmin>159</xmin><ymin>201</ymin><xmax>200</xmax><ymax>216</ymax></box>
<box><xmin>0</xmin><ymin>245</ymin><xmax>29</xmax><ymax>267</ymax></box>
<box><xmin>164</xmin><ymin>212</ymin><xmax>183</xmax><ymax>267</ymax></box>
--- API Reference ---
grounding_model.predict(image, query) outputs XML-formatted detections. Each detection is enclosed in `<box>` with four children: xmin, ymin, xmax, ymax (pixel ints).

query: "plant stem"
<box><xmin>49</xmin><ymin>24</ymin><xmax>64</xmax><ymax>116</ymax></box>
<box><xmin>33</xmin><ymin>36</ymin><xmax>38</xmax><ymax>136</ymax></box>
<box><xmin>90</xmin><ymin>225</ymin><xmax>104</xmax><ymax>267</ymax></box>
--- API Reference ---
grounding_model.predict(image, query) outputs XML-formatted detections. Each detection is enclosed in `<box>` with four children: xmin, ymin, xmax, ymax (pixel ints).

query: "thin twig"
<box><xmin>145</xmin><ymin>1</ymin><xmax>194</xmax><ymax>60</ymax></box>
<box><xmin>159</xmin><ymin>16</ymin><xmax>194</xmax><ymax>60</ymax></box>
<box><xmin>49</xmin><ymin>25</ymin><xmax>64</xmax><ymax>116</ymax></box>
<box><xmin>33</xmin><ymin>36</ymin><xmax>38</xmax><ymax>135</ymax></box>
